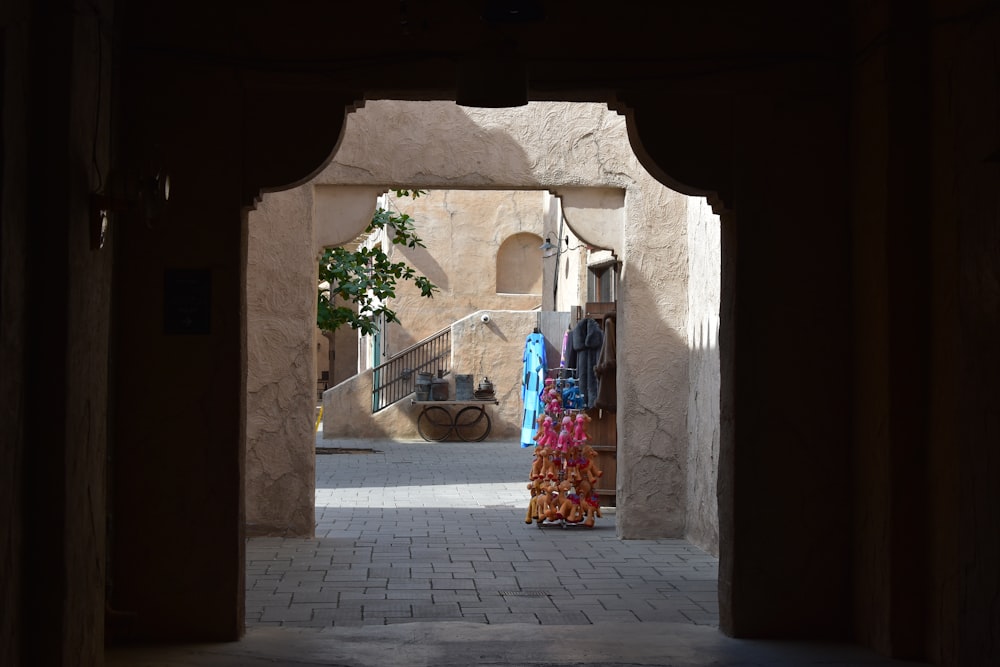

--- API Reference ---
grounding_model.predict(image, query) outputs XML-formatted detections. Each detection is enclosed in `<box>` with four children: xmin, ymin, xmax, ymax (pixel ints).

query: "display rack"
<box><xmin>524</xmin><ymin>368</ymin><xmax>603</xmax><ymax>528</ymax></box>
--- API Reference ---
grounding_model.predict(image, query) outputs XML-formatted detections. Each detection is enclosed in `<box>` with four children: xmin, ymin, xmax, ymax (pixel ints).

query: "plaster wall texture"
<box><xmin>314</xmin><ymin>101</ymin><xmax>638</xmax><ymax>190</ymax></box>
<box><xmin>376</xmin><ymin>189</ymin><xmax>546</xmax><ymax>354</ymax></box>
<box><xmin>324</xmin><ymin>296</ymin><xmax>361</xmax><ymax>386</ymax></box>
<box><xmin>449</xmin><ymin>310</ymin><xmax>540</xmax><ymax>437</ymax></box>
<box><xmin>545</xmin><ymin>227</ymin><xmax>589</xmax><ymax>315</ymax></box>
<box><xmin>686</xmin><ymin>197</ymin><xmax>722</xmax><ymax>555</ymax></box>
<box><xmin>321</xmin><ymin>368</ymin><xmax>410</xmax><ymax>440</ymax></box>
<box><xmin>249</xmin><ymin>100</ymin><xmax>717</xmax><ymax>540</ymax></box>
<box><xmin>246</xmin><ymin>187</ymin><xmax>317</xmax><ymax>536</ymax></box>
<box><xmin>615</xmin><ymin>183</ymin><xmax>691</xmax><ymax>538</ymax></box>
<box><xmin>314</xmin><ymin>187</ymin><xmax>547</xmax><ymax>412</ymax></box>
<box><xmin>313</xmin><ymin>188</ymin><xmax>551</xmax><ymax>383</ymax></box>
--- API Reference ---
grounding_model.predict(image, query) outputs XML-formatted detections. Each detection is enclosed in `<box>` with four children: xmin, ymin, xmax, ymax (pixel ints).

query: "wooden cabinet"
<box><xmin>586</xmin><ymin>407</ymin><xmax>617</xmax><ymax>507</ymax></box>
<box><xmin>579</xmin><ymin>302</ymin><xmax>617</xmax><ymax>507</ymax></box>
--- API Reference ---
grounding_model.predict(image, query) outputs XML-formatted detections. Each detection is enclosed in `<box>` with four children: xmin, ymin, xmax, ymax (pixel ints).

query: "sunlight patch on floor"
<box><xmin>315</xmin><ymin>482</ymin><xmax>526</xmax><ymax>509</ymax></box>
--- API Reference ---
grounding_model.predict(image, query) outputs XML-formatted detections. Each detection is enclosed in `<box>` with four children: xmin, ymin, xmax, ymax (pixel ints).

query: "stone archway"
<box><xmin>246</xmin><ymin>100</ymin><xmax>721</xmax><ymax>549</ymax></box>
<box><xmin>9</xmin><ymin>2</ymin><xmax>990</xmax><ymax>660</ymax></box>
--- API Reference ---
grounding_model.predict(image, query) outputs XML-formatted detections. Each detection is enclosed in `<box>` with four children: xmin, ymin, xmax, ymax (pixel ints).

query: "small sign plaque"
<box><xmin>164</xmin><ymin>269</ymin><xmax>211</xmax><ymax>335</ymax></box>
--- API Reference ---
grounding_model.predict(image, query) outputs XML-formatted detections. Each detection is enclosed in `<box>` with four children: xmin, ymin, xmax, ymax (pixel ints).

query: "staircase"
<box><xmin>371</xmin><ymin>326</ymin><xmax>451</xmax><ymax>413</ymax></box>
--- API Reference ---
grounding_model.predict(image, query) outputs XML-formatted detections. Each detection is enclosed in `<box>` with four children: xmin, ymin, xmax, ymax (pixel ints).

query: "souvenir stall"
<box><xmin>520</xmin><ymin>308</ymin><xmax>617</xmax><ymax>526</ymax></box>
<box><xmin>524</xmin><ymin>369</ymin><xmax>604</xmax><ymax>527</ymax></box>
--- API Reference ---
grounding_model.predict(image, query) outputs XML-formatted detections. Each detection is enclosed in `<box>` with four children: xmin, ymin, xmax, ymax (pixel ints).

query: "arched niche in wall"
<box><xmin>497</xmin><ymin>232</ymin><xmax>544</xmax><ymax>295</ymax></box>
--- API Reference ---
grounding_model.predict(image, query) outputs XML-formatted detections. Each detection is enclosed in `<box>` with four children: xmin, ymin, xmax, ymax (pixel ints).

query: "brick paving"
<box><xmin>245</xmin><ymin>437</ymin><xmax>719</xmax><ymax>628</ymax></box>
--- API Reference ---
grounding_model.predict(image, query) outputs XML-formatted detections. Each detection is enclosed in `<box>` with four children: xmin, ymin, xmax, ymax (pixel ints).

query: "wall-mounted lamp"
<box><xmin>89</xmin><ymin>171</ymin><xmax>170</xmax><ymax>250</ymax></box>
<box><xmin>540</xmin><ymin>235</ymin><xmax>585</xmax><ymax>257</ymax></box>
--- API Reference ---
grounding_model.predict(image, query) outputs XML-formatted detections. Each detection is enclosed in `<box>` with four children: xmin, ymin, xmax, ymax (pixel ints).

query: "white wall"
<box><xmin>686</xmin><ymin>196</ymin><xmax>722</xmax><ymax>555</ymax></box>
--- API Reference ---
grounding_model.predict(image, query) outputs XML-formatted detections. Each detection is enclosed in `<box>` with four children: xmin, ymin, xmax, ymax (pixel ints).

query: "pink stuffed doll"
<box><xmin>544</xmin><ymin>379</ymin><xmax>563</xmax><ymax>416</ymax></box>
<box><xmin>557</xmin><ymin>416</ymin><xmax>573</xmax><ymax>453</ymax></box>
<box><xmin>573</xmin><ymin>412</ymin><xmax>591</xmax><ymax>445</ymax></box>
<box><xmin>539</xmin><ymin>415</ymin><xmax>558</xmax><ymax>449</ymax></box>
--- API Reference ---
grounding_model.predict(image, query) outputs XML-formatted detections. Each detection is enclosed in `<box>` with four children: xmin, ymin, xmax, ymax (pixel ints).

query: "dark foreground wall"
<box><xmin>2</xmin><ymin>2</ymin><xmax>998</xmax><ymax>666</ymax></box>
<box><xmin>2</xmin><ymin>1</ymin><xmax>115</xmax><ymax>664</ymax></box>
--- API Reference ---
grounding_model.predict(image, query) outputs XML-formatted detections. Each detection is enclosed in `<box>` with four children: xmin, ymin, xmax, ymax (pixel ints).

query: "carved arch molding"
<box><xmin>241</xmin><ymin>91</ymin><xmax>732</xmax><ymax>214</ymax></box>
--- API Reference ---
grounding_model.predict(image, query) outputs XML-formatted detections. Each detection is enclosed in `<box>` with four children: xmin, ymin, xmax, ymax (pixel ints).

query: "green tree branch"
<box><xmin>317</xmin><ymin>190</ymin><xmax>437</xmax><ymax>336</ymax></box>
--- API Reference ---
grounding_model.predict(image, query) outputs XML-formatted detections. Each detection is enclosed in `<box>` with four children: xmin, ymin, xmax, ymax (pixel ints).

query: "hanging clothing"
<box><xmin>567</xmin><ymin>317</ymin><xmax>603</xmax><ymax>409</ymax></box>
<box><xmin>559</xmin><ymin>328</ymin><xmax>570</xmax><ymax>368</ymax></box>
<box><xmin>520</xmin><ymin>331</ymin><xmax>548</xmax><ymax>447</ymax></box>
<box><xmin>594</xmin><ymin>314</ymin><xmax>617</xmax><ymax>412</ymax></box>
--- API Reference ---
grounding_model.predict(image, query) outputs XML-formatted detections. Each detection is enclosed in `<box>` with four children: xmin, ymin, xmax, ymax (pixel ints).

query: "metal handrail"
<box><xmin>371</xmin><ymin>326</ymin><xmax>451</xmax><ymax>413</ymax></box>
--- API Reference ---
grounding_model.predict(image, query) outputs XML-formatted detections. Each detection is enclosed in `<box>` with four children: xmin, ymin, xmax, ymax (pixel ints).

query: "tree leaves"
<box><xmin>317</xmin><ymin>191</ymin><xmax>438</xmax><ymax>336</ymax></box>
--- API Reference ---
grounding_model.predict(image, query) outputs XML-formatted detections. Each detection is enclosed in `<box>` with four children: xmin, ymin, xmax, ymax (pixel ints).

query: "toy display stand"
<box><xmin>524</xmin><ymin>368</ymin><xmax>603</xmax><ymax>529</ymax></box>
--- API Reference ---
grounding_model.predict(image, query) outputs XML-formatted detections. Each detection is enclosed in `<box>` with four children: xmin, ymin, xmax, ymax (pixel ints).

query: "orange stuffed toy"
<box><xmin>580</xmin><ymin>444</ymin><xmax>604</xmax><ymax>486</ymax></box>
<box><xmin>529</xmin><ymin>446</ymin><xmax>548</xmax><ymax>480</ymax></box>
<box><xmin>525</xmin><ymin>478</ymin><xmax>546</xmax><ymax>524</ymax></box>
<box><xmin>554</xmin><ymin>480</ymin><xmax>578</xmax><ymax>521</ymax></box>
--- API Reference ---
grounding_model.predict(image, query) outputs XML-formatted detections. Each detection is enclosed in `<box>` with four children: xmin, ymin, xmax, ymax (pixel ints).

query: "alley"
<box><xmin>106</xmin><ymin>438</ymin><xmax>927</xmax><ymax>666</ymax></box>
<box><xmin>246</xmin><ymin>437</ymin><xmax>720</xmax><ymax>627</ymax></box>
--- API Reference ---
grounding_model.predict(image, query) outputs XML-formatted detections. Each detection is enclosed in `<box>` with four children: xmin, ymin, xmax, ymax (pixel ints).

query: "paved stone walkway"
<box><xmin>109</xmin><ymin>437</ymin><xmax>925</xmax><ymax>665</ymax></box>
<box><xmin>245</xmin><ymin>438</ymin><xmax>719</xmax><ymax>628</ymax></box>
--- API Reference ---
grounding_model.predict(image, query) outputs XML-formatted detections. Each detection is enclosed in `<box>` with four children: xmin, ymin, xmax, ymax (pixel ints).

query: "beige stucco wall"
<box><xmin>247</xmin><ymin>100</ymin><xmax>720</xmax><ymax>541</ymax></box>
<box><xmin>246</xmin><ymin>187</ymin><xmax>317</xmax><ymax>536</ymax></box>
<box><xmin>323</xmin><ymin>310</ymin><xmax>538</xmax><ymax>441</ymax></box>
<box><xmin>315</xmin><ymin>188</ymin><xmax>557</xmax><ymax>384</ymax></box>
<box><xmin>686</xmin><ymin>197</ymin><xmax>722</xmax><ymax>555</ymax></box>
<box><xmin>614</xmin><ymin>184</ymin><xmax>690</xmax><ymax>537</ymax></box>
<box><xmin>317</xmin><ymin>188</ymin><xmax>585</xmax><ymax>444</ymax></box>
<box><xmin>377</xmin><ymin>189</ymin><xmax>547</xmax><ymax>354</ymax></box>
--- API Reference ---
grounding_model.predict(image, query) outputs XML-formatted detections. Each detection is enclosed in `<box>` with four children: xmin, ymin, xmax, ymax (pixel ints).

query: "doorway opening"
<box><xmin>244</xmin><ymin>99</ymin><xmax>722</xmax><ymax>630</ymax></box>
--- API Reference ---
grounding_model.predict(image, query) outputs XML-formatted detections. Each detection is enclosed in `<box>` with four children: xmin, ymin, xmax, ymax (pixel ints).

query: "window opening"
<box><xmin>587</xmin><ymin>261</ymin><xmax>618</xmax><ymax>303</ymax></box>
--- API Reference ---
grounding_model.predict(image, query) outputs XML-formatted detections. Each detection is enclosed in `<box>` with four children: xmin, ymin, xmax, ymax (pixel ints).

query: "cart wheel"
<box><xmin>417</xmin><ymin>406</ymin><xmax>453</xmax><ymax>441</ymax></box>
<box><xmin>454</xmin><ymin>406</ymin><xmax>491</xmax><ymax>442</ymax></box>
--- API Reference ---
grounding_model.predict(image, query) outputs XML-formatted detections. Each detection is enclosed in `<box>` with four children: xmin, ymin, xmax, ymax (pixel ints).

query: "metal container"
<box><xmin>430</xmin><ymin>375</ymin><xmax>449</xmax><ymax>401</ymax></box>
<box><xmin>415</xmin><ymin>371</ymin><xmax>433</xmax><ymax>401</ymax></box>
<box><xmin>455</xmin><ymin>374</ymin><xmax>474</xmax><ymax>400</ymax></box>
<box><xmin>474</xmin><ymin>376</ymin><xmax>496</xmax><ymax>400</ymax></box>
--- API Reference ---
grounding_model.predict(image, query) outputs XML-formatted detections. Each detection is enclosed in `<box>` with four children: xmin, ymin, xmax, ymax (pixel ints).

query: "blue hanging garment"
<box><xmin>520</xmin><ymin>332</ymin><xmax>547</xmax><ymax>447</ymax></box>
